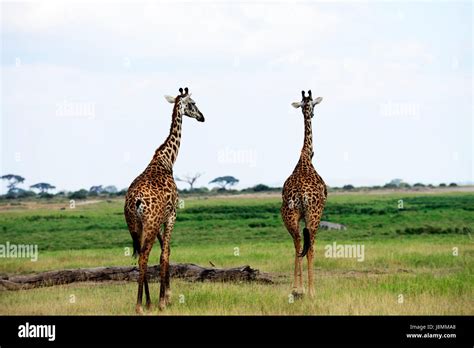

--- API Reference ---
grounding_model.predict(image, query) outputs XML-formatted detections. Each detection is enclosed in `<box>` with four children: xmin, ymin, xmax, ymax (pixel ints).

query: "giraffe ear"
<box><xmin>164</xmin><ymin>95</ymin><xmax>176</xmax><ymax>104</ymax></box>
<box><xmin>291</xmin><ymin>102</ymin><xmax>302</xmax><ymax>109</ymax></box>
<box><xmin>312</xmin><ymin>97</ymin><xmax>323</xmax><ymax>106</ymax></box>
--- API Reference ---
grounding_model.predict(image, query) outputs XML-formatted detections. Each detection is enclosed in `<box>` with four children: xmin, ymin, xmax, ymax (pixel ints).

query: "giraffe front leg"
<box><xmin>298</xmin><ymin>252</ymin><xmax>304</xmax><ymax>294</ymax></box>
<box><xmin>164</xmin><ymin>242</ymin><xmax>172</xmax><ymax>305</ymax></box>
<box><xmin>307</xmin><ymin>231</ymin><xmax>316</xmax><ymax>298</ymax></box>
<box><xmin>159</xmin><ymin>219</ymin><xmax>174</xmax><ymax>310</ymax></box>
<box><xmin>158</xmin><ymin>245</ymin><xmax>170</xmax><ymax>311</ymax></box>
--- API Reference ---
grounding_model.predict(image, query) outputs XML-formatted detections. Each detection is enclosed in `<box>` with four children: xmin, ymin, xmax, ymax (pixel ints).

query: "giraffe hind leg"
<box><xmin>292</xmin><ymin>236</ymin><xmax>305</xmax><ymax>299</ymax></box>
<box><xmin>305</xmin><ymin>208</ymin><xmax>323</xmax><ymax>298</ymax></box>
<box><xmin>306</xmin><ymin>228</ymin><xmax>317</xmax><ymax>298</ymax></box>
<box><xmin>282</xmin><ymin>207</ymin><xmax>304</xmax><ymax>297</ymax></box>
<box><xmin>144</xmin><ymin>278</ymin><xmax>152</xmax><ymax>310</ymax></box>
<box><xmin>135</xmin><ymin>225</ymin><xmax>155</xmax><ymax>314</ymax></box>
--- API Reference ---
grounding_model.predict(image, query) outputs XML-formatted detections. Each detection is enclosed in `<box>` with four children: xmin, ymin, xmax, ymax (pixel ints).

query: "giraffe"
<box><xmin>124</xmin><ymin>87</ymin><xmax>204</xmax><ymax>313</ymax></box>
<box><xmin>281</xmin><ymin>90</ymin><xmax>327</xmax><ymax>298</ymax></box>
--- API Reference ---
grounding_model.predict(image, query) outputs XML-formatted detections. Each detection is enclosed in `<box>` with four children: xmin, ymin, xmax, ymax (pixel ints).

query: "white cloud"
<box><xmin>1</xmin><ymin>1</ymin><xmax>471</xmax><ymax>190</ymax></box>
<box><xmin>2</xmin><ymin>1</ymin><xmax>68</xmax><ymax>32</ymax></box>
<box><xmin>3</xmin><ymin>1</ymin><xmax>342</xmax><ymax>58</ymax></box>
<box><xmin>371</xmin><ymin>40</ymin><xmax>435</xmax><ymax>70</ymax></box>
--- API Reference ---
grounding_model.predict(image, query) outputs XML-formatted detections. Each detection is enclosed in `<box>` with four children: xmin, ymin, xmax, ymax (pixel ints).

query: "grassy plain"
<box><xmin>0</xmin><ymin>191</ymin><xmax>472</xmax><ymax>315</ymax></box>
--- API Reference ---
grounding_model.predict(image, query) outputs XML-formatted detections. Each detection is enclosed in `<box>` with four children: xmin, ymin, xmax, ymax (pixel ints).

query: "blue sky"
<box><xmin>1</xmin><ymin>0</ymin><xmax>472</xmax><ymax>192</ymax></box>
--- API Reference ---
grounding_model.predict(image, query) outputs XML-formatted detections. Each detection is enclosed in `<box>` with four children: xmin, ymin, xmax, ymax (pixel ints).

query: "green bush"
<box><xmin>68</xmin><ymin>189</ymin><xmax>89</xmax><ymax>200</ymax></box>
<box><xmin>5</xmin><ymin>188</ymin><xmax>36</xmax><ymax>199</ymax></box>
<box><xmin>383</xmin><ymin>183</ymin><xmax>397</xmax><ymax>189</ymax></box>
<box><xmin>116</xmin><ymin>189</ymin><xmax>128</xmax><ymax>196</ymax></box>
<box><xmin>252</xmin><ymin>184</ymin><xmax>271</xmax><ymax>192</ymax></box>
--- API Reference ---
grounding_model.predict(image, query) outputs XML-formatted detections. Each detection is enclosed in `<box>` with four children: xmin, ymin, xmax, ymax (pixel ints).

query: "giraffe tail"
<box><xmin>131</xmin><ymin>199</ymin><xmax>143</xmax><ymax>258</ymax></box>
<box><xmin>132</xmin><ymin>233</ymin><xmax>141</xmax><ymax>258</ymax></box>
<box><xmin>299</xmin><ymin>227</ymin><xmax>311</xmax><ymax>258</ymax></box>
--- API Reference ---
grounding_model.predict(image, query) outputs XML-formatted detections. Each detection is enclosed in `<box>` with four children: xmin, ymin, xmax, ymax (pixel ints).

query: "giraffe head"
<box><xmin>291</xmin><ymin>90</ymin><xmax>323</xmax><ymax>118</ymax></box>
<box><xmin>165</xmin><ymin>87</ymin><xmax>205</xmax><ymax>122</ymax></box>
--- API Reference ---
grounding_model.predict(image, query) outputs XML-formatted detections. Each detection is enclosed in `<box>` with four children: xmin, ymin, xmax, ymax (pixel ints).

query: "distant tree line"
<box><xmin>333</xmin><ymin>179</ymin><xmax>458</xmax><ymax>192</ymax></box>
<box><xmin>0</xmin><ymin>173</ymin><xmax>462</xmax><ymax>200</ymax></box>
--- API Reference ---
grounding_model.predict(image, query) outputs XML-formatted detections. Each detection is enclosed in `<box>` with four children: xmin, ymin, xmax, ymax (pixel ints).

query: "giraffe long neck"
<box><xmin>152</xmin><ymin>100</ymin><xmax>183</xmax><ymax>171</ymax></box>
<box><xmin>301</xmin><ymin>114</ymin><xmax>313</xmax><ymax>159</ymax></box>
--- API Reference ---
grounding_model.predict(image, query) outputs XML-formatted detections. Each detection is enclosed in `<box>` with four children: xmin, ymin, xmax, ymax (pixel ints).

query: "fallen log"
<box><xmin>0</xmin><ymin>263</ymin><xmax>273</xmax><ymax>291</ymax></box>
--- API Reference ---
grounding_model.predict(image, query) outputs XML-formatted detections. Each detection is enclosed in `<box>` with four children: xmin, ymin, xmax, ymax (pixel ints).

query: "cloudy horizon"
<box><xmin>1</xmin><ymin>0</ymin><xmax>472</xmax><ymax>193</ymax></box>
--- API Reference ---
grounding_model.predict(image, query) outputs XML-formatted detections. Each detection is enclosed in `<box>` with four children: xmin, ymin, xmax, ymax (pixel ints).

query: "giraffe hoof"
<box><xmin>159</xmin><ymin>299</ymin><xmax>167</xmax><ymax>311</ymax></box>
<box><xmin>135</xmin><ymin>304</ymin><xmax>144</xmax><ymax>315</ymax></box>
<box><xmin>291</xmin><ymin>289</ymin><xmax>304</xmax><ymax>300</ymax></box>
<box><xmin>146</xmin><ymin>302</ymin><xmax>153</xmax><ymax>311</ymax></box>
<box><xmin>165</xmin><ymin>291</ymin><xmax>172</xmax><ymax>305</ymax></box>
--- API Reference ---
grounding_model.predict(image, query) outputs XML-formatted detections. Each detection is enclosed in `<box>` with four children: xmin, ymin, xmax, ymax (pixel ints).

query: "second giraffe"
<box><xmin>281</xmin><ymin>90</ymin><xmax>327</xmax><ymax>298</ymax></box>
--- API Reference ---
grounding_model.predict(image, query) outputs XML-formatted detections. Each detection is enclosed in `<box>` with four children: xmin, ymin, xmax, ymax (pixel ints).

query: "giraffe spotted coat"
<box><xmin>124</xmin><ymin>88</ymin><xmax>204</xmax><ymax>313</ymax></box>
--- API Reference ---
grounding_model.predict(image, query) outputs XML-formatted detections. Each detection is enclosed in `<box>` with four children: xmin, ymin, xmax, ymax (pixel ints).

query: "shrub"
<box><xmin>192</xmin><ymin>187</ymin><xmax>209</xmax><ymax>194</ymax></box>
<box><xmin>5</xmin><ymin>188</ymin><xmax>36</xmax><ymax>199</ymax></box>
<box><xmin>69</xmin><ymin>189</ymin><xmax>88</xmax><ymax>200</ymax></box>
<box><xmin>383</xmin><ymin>183</ymin><xmax>397</xmax><ymax>189</ymax></box>
<box><xmin>252</xmin><ymin>184</ymin><xmax>271</xmax><ymax>192</ymax></box>
<box><xmin>116</xmin><ymin>189</ymin><xmax>128</xmax><ymax>196</ymax></box>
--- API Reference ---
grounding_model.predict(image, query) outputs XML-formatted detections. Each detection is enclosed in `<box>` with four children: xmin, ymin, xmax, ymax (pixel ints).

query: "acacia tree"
<box><xmin>89</xmin><ymin>185</ymin><xmax>104</xmax><ymax>195</ymax></box>
<box><xmin>30</xmin><ymin>183</ymin><xmax>56</xmax><ymax>194</ymax></box>
<box><xmin>176</xmin><ymin>173</ymin><xmax>202</xmax><ymax>191</ymax></box>
<box><xmin>209</xmin><ymin>176</ymin><xmax>239</xmax><ymax>190</ymax></box>
<box><xmin>103</xmin><ymin>185</ymin><xmax>118</xmax><ymax>194</ymax></box>
<box><xmin>1</xmin><ymin>174</ymin><xmax>25</xmax><ymax>191</ymax></box>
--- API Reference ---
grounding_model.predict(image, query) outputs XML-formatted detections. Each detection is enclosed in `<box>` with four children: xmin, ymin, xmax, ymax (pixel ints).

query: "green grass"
<box><xmin>1</xmin><ymin>192</ymin><xmax>472</xmax><ymax>251</ymax></box>
<box><xmin>0</xmin><ymin>192</ymin><xmax>473</xmax><ymax>315</ymax></box>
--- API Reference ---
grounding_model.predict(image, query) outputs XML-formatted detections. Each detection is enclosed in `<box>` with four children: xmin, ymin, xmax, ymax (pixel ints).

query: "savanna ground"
<box><xmin>0</xmin><ymin>190</ymin><xmax>473</xmax><ymax>315</ymax></box>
